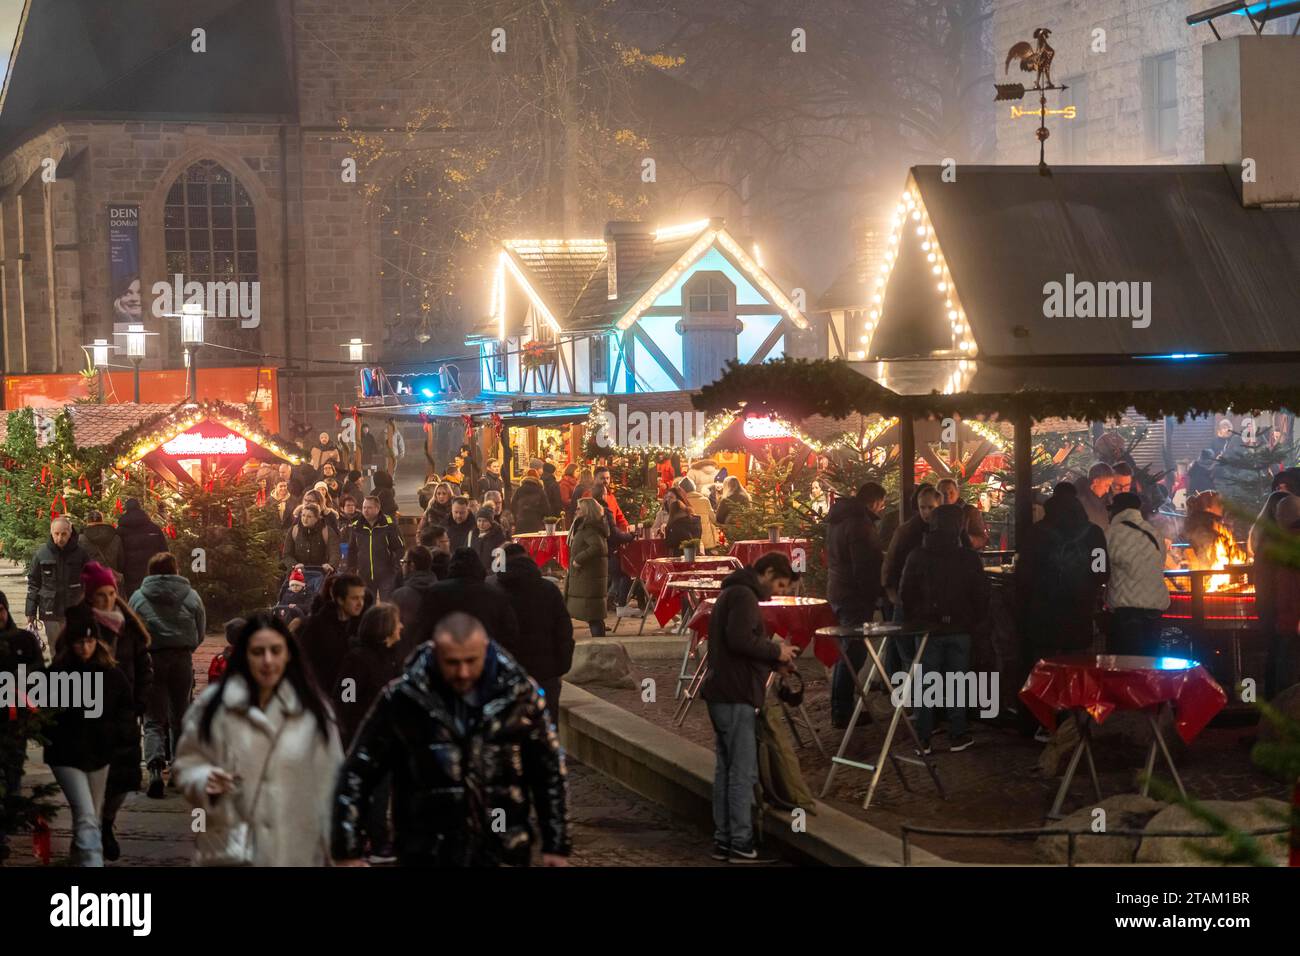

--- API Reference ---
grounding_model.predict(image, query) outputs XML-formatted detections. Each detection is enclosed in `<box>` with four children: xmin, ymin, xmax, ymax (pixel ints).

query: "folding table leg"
<box><xmin>672</xmin><ymin>652</ymin><xmax>709</xmax><ymax>725</ymax></box>
<box><xmin>860</xmin><ymin>633</ymin><xmax>944</xmax><ymax>809</ymax></box>
<box><xmin>674</xmin><ymin>634</ymin><xmax>696</xmax><ymax>699</ymax></box>
<box><xmin>1148</xmin><ymin>706</ymin><xmax>1187</xmax><ymax>799</ymax></box>
<box><xmin>1049</xmin><ymin>736</ymin><xmax>1087</xmax><ymax>819</ymax></box>
<box><xmin>819</xmin><ymin>636</ymin><xmax>885</xmax><ymax>797</ymax></box>
<box><xmin>797</xmin><ymin>704</ymin><xmax>826</xmax><ymax>757</ymax></box>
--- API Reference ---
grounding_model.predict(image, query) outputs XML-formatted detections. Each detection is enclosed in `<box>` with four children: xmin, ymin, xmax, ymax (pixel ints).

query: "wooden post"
<box><xmin>501</xmin><ymin>423</ymin><xmax>513</xmax><ymax>508</ymax></box>
<box><xmin>899</xmin><ymin>415</ymin><xmax>916</xmax><ymax>520</ymax></box>
<box><xmin>1015</xmin><ymin>412</ymin><xmax>1034</xmax><ymax>548</ymax></box>
<box><xmin>42</xmin><ymin>181</ymin><xmax>59</xmax><ymax>372</ymax></box>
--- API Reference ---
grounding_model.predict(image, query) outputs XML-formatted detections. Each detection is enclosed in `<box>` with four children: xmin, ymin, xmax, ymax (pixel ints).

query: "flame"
<box><xmin>1205</xmin><ymin>526</ymin><xmax>1247</xmax><ymax>593</ymax></box>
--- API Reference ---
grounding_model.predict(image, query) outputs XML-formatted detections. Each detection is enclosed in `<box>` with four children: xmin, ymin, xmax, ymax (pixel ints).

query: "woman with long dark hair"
<box><xmin>44</xmin><ymin>604</ymin><xmax>134</xmax><ymax>867</ymax></box>
<box><xmin>173</xmin><ymin>612</ymin><xmax>342</xmax><ymax>866</ymax></box>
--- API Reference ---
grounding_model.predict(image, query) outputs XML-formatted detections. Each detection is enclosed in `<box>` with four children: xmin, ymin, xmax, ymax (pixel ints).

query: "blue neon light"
<box><xmin>1154</xmin><ymin>656</ymin><xmax>1197</xmax><ymax>671</ymax></box>
<box><xmin>1138</xmin><ymin>352</ymin><xmax>1226</xmax><ymax>361</ymax></box>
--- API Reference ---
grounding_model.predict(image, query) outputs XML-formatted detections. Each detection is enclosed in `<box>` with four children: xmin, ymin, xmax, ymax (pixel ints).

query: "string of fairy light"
<box><xmin>860</xmin><ymin>175</ymin><xmax>977</xmax><ymax>395</ymax></box>
<box><xmin>113</xmin><ymin>402</ymin><xmax>304</xmax><ymax>470</ymax></box>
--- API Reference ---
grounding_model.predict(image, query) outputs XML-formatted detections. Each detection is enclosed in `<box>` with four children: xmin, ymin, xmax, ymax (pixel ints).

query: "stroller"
<box><xmin>270</xmin><ymin>564</ymin><xmax>328</xmax><ymax>628</ymax></box>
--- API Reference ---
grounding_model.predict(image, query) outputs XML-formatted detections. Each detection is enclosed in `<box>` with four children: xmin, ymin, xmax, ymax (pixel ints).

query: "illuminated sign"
<box><xmin>741</xmin><ymin>417</ymin><xmax>796</xmax><ymax>441</ymax></box>
<box><xmin>162</xmin><ymin>433</ymin><xmax>248</xmax><ymax>456</ymax></box>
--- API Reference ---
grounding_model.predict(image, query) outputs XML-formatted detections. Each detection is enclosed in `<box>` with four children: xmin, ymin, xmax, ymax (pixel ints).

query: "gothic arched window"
<box><xmin>163</xmin><ymin>160</ymin><xmax>258</xmax><ymax>356</ymax></box>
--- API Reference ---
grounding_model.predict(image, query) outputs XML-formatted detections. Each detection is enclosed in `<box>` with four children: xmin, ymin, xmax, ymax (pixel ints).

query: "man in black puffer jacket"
<box><xmin>489</xmin><ymin>545</ymin><xmax>574</xmax><ymax>715</ymax></box>
<box><xmin>898</xmin><ymin>504</ymin><xmax>991</xmax><ymax>754</ymax></box>
<box><xmin>24</xmin><ymin>517</ymin><xmax>90</xmax><ymax>641</ymax></box>
<box><xmin>824</xmin><ymin>481</ymin><xmax>886</xmax><ymax>727</ymax></box>
<box><xmin>116</xmin><ymin>499</ymin><xmax>168</xmax><ymax>597</ymax></box>
<box><xmin>331</xmin><ymin>612</ymin><xmax>571</xmax><ymax>867</ymax></box>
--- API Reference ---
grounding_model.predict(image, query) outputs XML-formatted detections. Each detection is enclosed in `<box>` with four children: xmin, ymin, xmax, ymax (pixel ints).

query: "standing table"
<box><xmin>816</xmin><ymin>623</ymin><xmax>946</xmax><ymax>809</ymax></box>
<box><xmin>513</xmin><ymin>531</ymin><xmax>569</xmax><ymax>570</ymax></box>
<box><xmin>634</xmin><ymin>555</ymin><xmax>742</xmax><ymax>634</ymax></box>
<box><xmin>1019</xmin><ymin>654</ymin><xmax>1227</xmax><ymax>819</ymax></box>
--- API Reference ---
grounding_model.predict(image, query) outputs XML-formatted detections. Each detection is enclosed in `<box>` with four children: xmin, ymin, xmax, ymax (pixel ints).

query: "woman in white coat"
<box><xmin>174</xmin><ymin>612</ymin><xmax>342</xmax><ymax>866</ymax></box>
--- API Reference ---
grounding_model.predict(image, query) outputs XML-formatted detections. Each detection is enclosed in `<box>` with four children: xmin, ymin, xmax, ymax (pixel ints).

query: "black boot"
<box><xmin>147</xmin><ymin>767</ymin><xmax>165</xmax><ymax>799</ymax></box>
<box><xmin>101</xmin><ymin>823</ymin><xmax>121</xmax><ymax>862</ymax></box>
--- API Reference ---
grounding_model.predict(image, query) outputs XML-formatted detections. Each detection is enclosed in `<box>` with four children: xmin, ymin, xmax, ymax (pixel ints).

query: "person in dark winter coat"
<box><xmin>898</xmin><ymin>504</ymin><xmax>991</xmax><ymax>752</ymax></box>
<box><xmin>331</xmin><ymin>612</ymin><xmax>571</xmax><ymax>867</ymax></box>
<box><xmin>477</xmin><ymin>459</ymin><xmax>505</xmax><ymax>498</ymax></box>
<box><xmin>511</xmin><ymin>474</ymin><xmax>550</xmax><ymax>534</ymax></box>
<box><xmin>468</xmin><ymin>506</ymin><xmax>508</xmax><ymax>570</ymax></box>
<box><xmin>127</xmin><ymin>553</ymin><xmax>206</xmax><ymax>799</ymax></box>
<box><xmin>663</xmin><ymin>499</ymin><xmax>701</xmax><ymax>556</ymax></box>
<box><xmin>344</xmin><ymin>496</ymin><xmax>405</xmax><ymax>599</ymax></box>
<box><xmin>334</xmin><ymin>603</ymin><xmax>405</xmax><ymax>749</ymax></box>
<box><xmin>541</xmin><ymin>462</ymin><xmax>564</xmax><ymax>518</ymax></box>
<box><xmin>391</xmin><ymin>547</ymin><xmax>442</xmax><ymax>659</ymax></box>
<box><xmin>25</xmin><ymin>517</ymin><xmax>91</xmax><ymax>638</ymax></box>
<box><xmin>0</xmin><ymin>591</ymin><xmax>42</xmax><ymax>860</ymax></box>
<box><xmin>444</xmin><ymin>497</ymin><xmax>477</xmax><ymax>552</ymax></box>
<box><xmin>699</xmin><ymin>555</ymin><xmax>799</xmax><ymax>862</ymax></box>
<box><xmin>371</xmin><ymin>470</ymin><xmax>399</xmax><ymax>517</ymax></box>
<box><xmin>80</xmin><ymin>562</ymin><xmax>153</xmax><ymax>861</ymax></box>
<box><xmin>565</xmin><ymin>499</ymin><xmax>609</xmax><ymax>636</ymax></box>
<box><xmin>824</xmin><ymin>482</ymin><xmax>887</xmax><ymax>727</ymax></box>
<box><xmin>490</xmin><ymin>546</ymin><xmax>575</xmax><ymax>714</ymax></box>
<box><xmin>299</xmin><ymin>573</ymin><xmax>368</xmax><ymax>692</ymax></box>
<box><xmin>409</xmin><ymin>549</ymin><xmax>521</xmax><ymax>651</ymax></box>
<box><xmin>116</xmin><ymin>499</ymin><xmax>169</xmax><ymax>596</ymax></box>
<box><xmin>281</xmin><ymin>504</ymin><xmax>342</xmax><ymax>572</ymax></box>
<box><xmin>43</xmin><ymin>603</ymin><xmax>135</xmax><ymax>867</ymax></box>
<box><xmin>79</xmin><ymin>512</ymin><xmax>124</xmax><ymax>578</ymax></box>
<box><xmin>1015</xmin><ymin>489</ymin><xmax>1108</xmax><ymax>664</ymax></box>
<box><xmin>883</xmin><ymin>485</ymin><xmax>943</xmax><ymax>604</ymax></box>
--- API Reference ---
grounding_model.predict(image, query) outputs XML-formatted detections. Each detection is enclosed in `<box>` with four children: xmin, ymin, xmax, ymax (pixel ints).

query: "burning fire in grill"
<box><xmin>1173</xmin><ymin>525</ymin><xmax>1250</xmax><ymax>594</ymax></box>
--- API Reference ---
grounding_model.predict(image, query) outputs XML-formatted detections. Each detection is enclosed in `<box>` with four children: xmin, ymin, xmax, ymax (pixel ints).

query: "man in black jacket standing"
<box><xmin>898</xmin><ymin>505</ymin><xmax>991</xmax><ymax>753</ymax></box>
<box><xmin>116</xmin><ymin>498</ymin><xmax>168</xmax><ymax>597</ymax></box>
<box><xmin>700</xmin><ymin>553</ymin><xmax>799</xmax><ymax>864</ymax></box>
<box><xmin>24</xmin><ymin>516</ymin><xmax>91</xmax><ymax>646</ymax></box>
<box><xmin>344</xmin><ymin>495</ymin><xmax>404</xmax><ymax>599</ymax></box>
<box><xmin>299</xmin><ymin>573</ymin><xmax>367</xmax><ymax>691</ymax></box>
<box><xmin>331</xmin><ymin>612</ymin><xmax>570</xmax><ymax>867</ymax></box>
<box><xmin>444</xmin><ymin>497</ymin><xmax>477</xmax><ymax>552</ymax></box>
<box><xmin>489</xmin><ymin>544</ymin><xmax>574</xmax><ymax>719</ymax></box>
<box><xmin>824</xmin><ymin>482</ymin><xmax>886</xmax><ymax>728</ymax></box>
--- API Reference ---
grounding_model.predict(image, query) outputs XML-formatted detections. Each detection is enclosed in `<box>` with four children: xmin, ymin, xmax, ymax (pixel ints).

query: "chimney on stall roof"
<box><xmin>604</xmin><ymin>221</ymin><xmax>655</xmax><ymax>300</ymax></box>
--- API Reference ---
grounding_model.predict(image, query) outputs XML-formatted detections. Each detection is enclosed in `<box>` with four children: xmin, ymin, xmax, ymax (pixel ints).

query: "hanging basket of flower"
<box><xmin>521</xmin><ymin>341</ymin><xmax>556</xmax><ymax>371</ymax></box>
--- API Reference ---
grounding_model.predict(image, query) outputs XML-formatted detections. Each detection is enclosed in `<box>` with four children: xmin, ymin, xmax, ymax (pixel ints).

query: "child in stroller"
<box><xmin>272</xmin><ymin>565</ymin><xmax>326</xmax><ymax>627</ymax></box>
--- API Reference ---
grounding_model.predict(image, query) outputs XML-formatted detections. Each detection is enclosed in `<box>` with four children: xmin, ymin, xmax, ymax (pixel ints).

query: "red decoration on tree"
<box><xmin>227</xmin><ymin>508</ymin><xmax>234</xmax><ymax>528</ymax></box>
<box><xmin>490</xmin><ymin>413</ymin><xmax>504</xmax><ymax>439</ymax></box>
<box><xmin>462</xmin><ymin>414</ymin><xmax>475</xmax><ymax>444</ymax></box>
<box><xmin>114</xmin><ymin>497</ymin><xmax>124</xmax><ymax>514</ymax></box>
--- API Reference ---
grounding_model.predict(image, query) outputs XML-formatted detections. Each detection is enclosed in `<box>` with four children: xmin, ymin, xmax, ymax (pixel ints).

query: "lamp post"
<box><xmin>125</xmin><ymin>324</ymin><xmax>146</xmax><ymax>403</ymax></box>
<box><xmin>84</xmin><ymin>338</ymin><xmax>113</xmax><ymax>401</ymax></box>
<box><xmin>179</xmin><ymin>302</ymin><xmax>206</xmax><ymax>402</ymax></box>
<box><xmin>342</xmin><ymin>337</ymin><xmax>370</xmax><ymax>363</ymax></box>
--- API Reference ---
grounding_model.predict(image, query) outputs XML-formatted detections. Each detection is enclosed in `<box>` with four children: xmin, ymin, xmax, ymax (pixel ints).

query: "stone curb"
<box><xmin>558</xmin><ymin>682</ymin><xmax>950</xmax><ymax>867</ymax></box>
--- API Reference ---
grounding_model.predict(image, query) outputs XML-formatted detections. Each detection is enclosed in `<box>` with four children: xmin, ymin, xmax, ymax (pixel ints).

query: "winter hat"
<box><xmin>542</xmin><ymin>462</ymin><xmax>557</xmax><ymax>476</ymax></box>
<box><xmin>1108</xmin><ymin>492</ymin><xmax>1143</xmax><ymax>517</ymax></box>
<box><xmin>477</xmin><ymin>505</ymin><xmax>497</xmax><ymax>521</ymax></box>
<box><xmin>289</xmin><ymin>567</ymin><xmax>306</xmax><ymax>584</ymax></box>
<box><xmin>81</xmin><ymin>561</ymin><xmax>117</xmax><ymax>597</ymax></box>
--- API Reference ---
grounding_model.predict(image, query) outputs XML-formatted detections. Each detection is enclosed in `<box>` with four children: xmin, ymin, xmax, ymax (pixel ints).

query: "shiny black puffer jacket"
<box><xmin>332</xmin><ymin>641</ymin><xmax>570</xmax><ymax>866</ymax></box>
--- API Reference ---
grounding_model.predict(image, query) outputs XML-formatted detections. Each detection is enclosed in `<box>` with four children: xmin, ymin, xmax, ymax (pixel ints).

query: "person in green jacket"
<box><xmin>565</xmin><ymin>498</ymin><xmax>609</xmax><ymax>636</ymax></box>
<box><xmin>127</xmin><ymin>552</ymin><xmax>206</xmax><ymax>797</ymax></box>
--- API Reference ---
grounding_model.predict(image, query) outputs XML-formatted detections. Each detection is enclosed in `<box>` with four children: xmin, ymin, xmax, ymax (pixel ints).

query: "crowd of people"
<box><xmin>5</xmin><ymin>421</ymin><xmax>1299</xmax><ymax>869</ymax></box>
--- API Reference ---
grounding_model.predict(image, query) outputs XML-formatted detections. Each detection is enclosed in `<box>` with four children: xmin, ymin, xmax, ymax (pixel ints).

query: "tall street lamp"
<box><xmin>167</xmin><ymin>302</ymin><xmax>209</xmax><ymax>402</ymax></box>
<box><xmin>83</xmin><ymin>338</ymin><xmax>114</xmax><ymax>401</ymax></box>
<box><xmin>113</xmin><ymin>323</ymin><xmax>157</xmax><ymax>403</ymax></box>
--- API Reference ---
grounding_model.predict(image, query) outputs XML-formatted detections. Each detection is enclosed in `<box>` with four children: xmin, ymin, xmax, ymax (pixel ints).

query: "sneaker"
<box><xmin>1034</xmin><ymin>727</ymin><xmax>1052</xmax><ymax>743</ymax></box>
<box><xmin>914</xmin><ymin>741</ymin><xmax>932</xmax><ymax>757</ymax></box>
<box><xmin>102</xmin><ymin>825</ymin><xmax>121</xmax><ymax>862</ymax></box>
<box><xmin>146</xmin><ymin>768</ymin><xmax>165</xmax><ymax>799</ymax></box>
<box><xmin>710</xmin><ymin>842</ymin><xmax>730</xmax><ymax>861</ymax></box>
<box><xmin>728</xmin><ymin>845</ymin><xmax>778</xmax><ymax>864</ymax></box>
<box><xmin>949</xmin><ymin>734</ymin><xmax>975</xmax><ymax>752</ymax></box>
<box><xmin>616</xmin><ymin>605</ymin><xmax>642</xmax><ymax>618</ymax></box>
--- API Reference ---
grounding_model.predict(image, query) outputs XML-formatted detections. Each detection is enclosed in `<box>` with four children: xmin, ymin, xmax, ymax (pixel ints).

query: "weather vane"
<box><xmin>995</xmin><ymin>28</ymin><xmax>1070</xmax><ymax>175</ymax></box>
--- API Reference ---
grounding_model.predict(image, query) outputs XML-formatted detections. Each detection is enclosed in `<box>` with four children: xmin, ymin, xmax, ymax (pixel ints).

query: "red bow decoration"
<box><xmin>491</xmin><ymin>413</ymin><xmax>504</xmax><ymax>438</ymax></box>
<box><xmin>256</xmin><ymin>486</ymin><xmax>267</xmax><ymax>506</ymax></box>
<box><xmin>333</xmin><ymin>403</ymin><xmax>343</xmax><ymax>423</ymax></box>
<box><xmin>227</xmin><ymin>508</ymin><xmax>234</xmax><ymax>528</ymax></box>
<box><xmin>165</xmin><ymin>523</ymin><xmax>177</xmax><ymax>539</ymax></box>
<box><xmin>462</xmin><ymin>414</ymin><xmax>475</xmax><ymax>444</ymax></box>
<box><xmin>114</xmin><ymin>497</ymin><xmax>124</xmax><ymax>515</ymax></box>
<box><xmin>420</xmin><ymin>411</ymin><xmax>433</xmax><ymax>437</ymax></box>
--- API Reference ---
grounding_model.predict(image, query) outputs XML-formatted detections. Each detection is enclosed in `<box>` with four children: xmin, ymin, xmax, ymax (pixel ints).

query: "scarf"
<box><xmin>92</xmin><ymin>607</ymin><xmax>125</xmax><ymax>636</ymax></box>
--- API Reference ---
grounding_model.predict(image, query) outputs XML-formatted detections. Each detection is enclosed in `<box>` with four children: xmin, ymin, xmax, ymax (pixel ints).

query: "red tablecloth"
<box><xmin>639</xmin><ymin>556</ymin><xmax>741</xmax><ymax>601</ymax></box>
<box><xmin>619</xmin><ymin>538</ymin><xmax>667</xmax><ymax>579</ymax></box>
<box><xmin>687</xmin><ymin>595</ymin><xmax>839</xmax><ymax>668</ymax></box>
<box><xmin>514</xmin><ymin>531</ymin><xmax>569</xmax><ymax>569</ymax></box>
<box><xmin>1019</xmin><ymin>655</ymin><xmax>1227</xmax><ymax>744</ymax></box>
<box><xmin>728</xmin><ymin>538</ymin><xmax>812</xmax><ymax>569</ymax></box>
<box><xmin>652</xmin><ymin>573</ymin><xmax>725</xmax><ymax>627</ymax></box>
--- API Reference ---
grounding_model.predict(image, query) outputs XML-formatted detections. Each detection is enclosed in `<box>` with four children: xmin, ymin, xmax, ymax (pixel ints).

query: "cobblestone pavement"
<box><xmin>585</xmin><ymin>658</ymin><xmax>1289</xmax><ymax>864</ymax></box>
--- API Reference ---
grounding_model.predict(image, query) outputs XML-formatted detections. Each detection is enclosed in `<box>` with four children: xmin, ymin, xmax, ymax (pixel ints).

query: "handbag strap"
<box><xmin>242</xmin><ymin>697</ymin><xmax>291</xmax><ymax>821</ymax></box>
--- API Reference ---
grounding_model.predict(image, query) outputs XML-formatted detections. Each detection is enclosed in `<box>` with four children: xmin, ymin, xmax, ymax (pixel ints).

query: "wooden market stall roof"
<box><xmin>0</xmin><ymin>403</ymin><xmax>176</xmax><ymax>445</ymax></box>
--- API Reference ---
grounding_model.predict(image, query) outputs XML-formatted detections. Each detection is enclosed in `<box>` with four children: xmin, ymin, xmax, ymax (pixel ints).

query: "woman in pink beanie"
<box><xmin>78</xmin><ymin>560</ymin><xmax>153</xmax><ymax>862</ymax></box>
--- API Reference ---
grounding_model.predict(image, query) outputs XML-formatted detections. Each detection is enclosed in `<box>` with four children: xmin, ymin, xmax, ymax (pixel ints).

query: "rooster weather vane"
<box><xmin>995</xmin><ymin>28</ymin><xmax>1070</xmax><ymax>174</ymax></box>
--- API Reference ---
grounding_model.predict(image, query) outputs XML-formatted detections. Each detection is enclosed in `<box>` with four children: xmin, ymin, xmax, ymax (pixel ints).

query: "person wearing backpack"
<box><xmin>825</xmin><ymin>482</ymin><xmax>886</xmax><ymax>728</ymax></box>
<box><xmin>1015</xmin><ymin>486</ymin><xmax>1108</xmax><ymax>732</ymax></box>
<box><xmin>898</xmin><ymin>504</ymin><xmax>990</xmax><ymax>754</ymax></box>
<box><xmin>1104</xmin><ymin>492</ymin><xmax>1169</xmax><ymax>657</ymax></box>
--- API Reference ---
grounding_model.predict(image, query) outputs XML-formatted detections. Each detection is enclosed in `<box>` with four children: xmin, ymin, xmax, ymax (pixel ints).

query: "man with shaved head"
<box><xmin>332</xmin><ymin>612</ymin><xmax>570</xmax><ymax>867</ymax></box>
<box><xmin>25</xmin><ymin>516</ymin><xmax>90</xmax><ymax>654</ymax></box>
